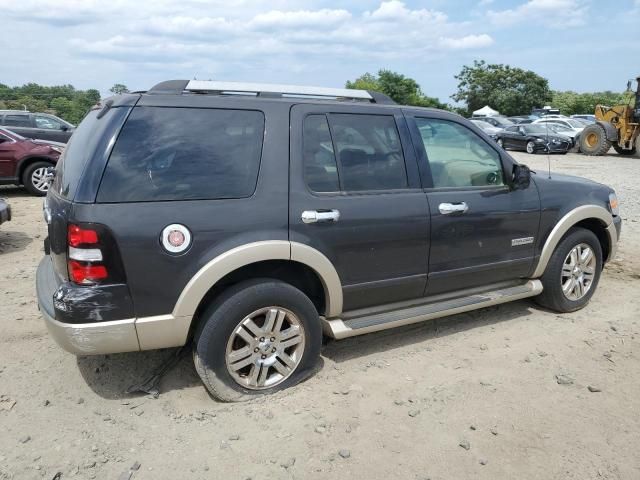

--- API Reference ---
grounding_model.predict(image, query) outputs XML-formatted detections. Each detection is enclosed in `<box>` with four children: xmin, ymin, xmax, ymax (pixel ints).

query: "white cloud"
<box><xmin>56</xmin><ymin>0</ymin><xmax>493</xmax><ymax>66</ymax></box>
<box><xmin>439</xmin><ymin>34</ymin><xmax>494</xmax><ymax>50</ymax></box>
<box><xmin>488</xmin><ymin>0</ymin><xmax>589</xmax><ymax>28</ymax></box>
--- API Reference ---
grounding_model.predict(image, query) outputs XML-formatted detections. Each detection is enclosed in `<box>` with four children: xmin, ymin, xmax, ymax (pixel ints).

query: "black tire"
<box><xmin>579</xmin><ymin>124</ymin><xmax>612</xmax><ymax>156</ymax></box>
<box><xmin>612</xmin><ymin>143</ymin><xmax>636</xmax><ymax>156</ymax></box>
<box><xmin>535</xmin><ymin>227</ymin><xmax>603</xmax><ymax>313</ymax></box>
<box><xmin>22</xmin><ymin>160</ymin><xmax>53</xmax><ymax>196</ymax></box>
<box><xmin>193</xmin><ymin>279</ymin><xmax>322</xmax><ymax>402</ymax></box>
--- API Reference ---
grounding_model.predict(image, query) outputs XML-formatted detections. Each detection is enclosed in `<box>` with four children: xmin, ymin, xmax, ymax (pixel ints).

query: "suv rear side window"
<box><xmin>415</xmin><ymin>118</ymin><xmax>504</xmax><ymax>188</ymax></box>
<box><xmin>97</xmin><ymin>107</ymin><xmax>264</xmax><ymax>203</ymax></box>
<box><xmin>303</xmin><ymin>113</ymin><xmax>408</xmax><ymax>192</ymax></box>
<box><xmin>3</xmin><ymin>114</ymin><xmax>31</xmax><ymax>128</ymax></box>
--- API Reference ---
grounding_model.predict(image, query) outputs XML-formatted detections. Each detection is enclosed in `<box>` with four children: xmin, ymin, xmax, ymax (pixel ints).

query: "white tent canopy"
<box><xmin>472</xmin><ymin>105</ymin><xmax>500</xmax><ymax>117</ymax></box>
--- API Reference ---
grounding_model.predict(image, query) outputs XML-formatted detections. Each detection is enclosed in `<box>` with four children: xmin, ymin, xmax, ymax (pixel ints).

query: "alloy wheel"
<box><xmin>225</xmin><ymin>307</ymin><xmax>305</xmax><ymax>390</ymax></box>
<box><xmin>561</xmin><ymin>243</ymin><xmax>596</xmax><ymax>301</ymax></box>
<box><xmin>31</xmin><ymin>167</ymin><xmax>50</xmax><ymax>193</ymax></box>
<box><xmin>526</xmin><ymin>141</ymin><xmax>535</xmax><ymax>154</ymax></box>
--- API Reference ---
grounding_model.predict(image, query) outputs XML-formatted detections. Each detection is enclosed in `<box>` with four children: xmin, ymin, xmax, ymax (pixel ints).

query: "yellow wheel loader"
<box><xmin>580</xmin><ymin>76</ymin><xmax>640</xmax><ymax>156</ymax></box>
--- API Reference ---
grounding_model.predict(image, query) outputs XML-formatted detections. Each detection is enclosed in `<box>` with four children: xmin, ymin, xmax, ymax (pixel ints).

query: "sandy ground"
<box><xmin>1</xmin><ymin>150</ymin><xmax>639</xmax><ymax>480</ymax></box>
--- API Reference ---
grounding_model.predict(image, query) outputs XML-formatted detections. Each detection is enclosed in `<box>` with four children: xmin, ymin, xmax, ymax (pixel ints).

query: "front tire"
<box><xmin>22</xmin><ymin>161</ymin><xmax>53</xmax><ymax>196</ymax></box>
<box><xmin>193</xmin><ymin>279</ymin><xmax>322</xmax><ymax>402</ymax></box>
<box><xmin>535</xmin><ymin>227</ymin><xmax>603</xmax><ymax>313</ymax></box>
<box><xmin>579</xmin><ymin>124</ymin><xmax>612</xmax><ymax>156</ymax></box>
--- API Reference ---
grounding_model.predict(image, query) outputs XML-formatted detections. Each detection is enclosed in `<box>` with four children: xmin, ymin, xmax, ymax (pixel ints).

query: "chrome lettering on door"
<box><xmin>512</xmin><ymin>237</ymin><xmax>534</xmax><ymax>246</ymax></box>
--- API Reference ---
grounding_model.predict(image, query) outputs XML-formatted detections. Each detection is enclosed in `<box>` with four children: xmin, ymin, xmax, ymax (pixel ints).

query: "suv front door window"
<box><xmin>407</xmin><ymin>113</ymin><xmax>541</xmax><ymax>296</ymax></box>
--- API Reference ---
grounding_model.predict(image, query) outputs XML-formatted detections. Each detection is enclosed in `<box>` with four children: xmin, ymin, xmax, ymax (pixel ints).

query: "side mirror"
<box><xmin>60</xmin><ymin>125</ymin><xmax>69</xmax><ymax>131</ymax></box>
<box><xmin>513</xmin><ymin>164</ymin><xmax>531</xmax><ymax>189</ymax></box>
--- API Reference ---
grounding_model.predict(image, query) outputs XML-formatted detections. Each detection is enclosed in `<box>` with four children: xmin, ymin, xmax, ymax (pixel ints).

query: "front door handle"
<box><xmin>301</xmin><ymin>209</ymin><xmax>340</xmax><ymax>224</ymax></box>
<box><xmin>439</xmin><ymin>202</ymin><xmax>469</xmax><ymax>215</ymax></box>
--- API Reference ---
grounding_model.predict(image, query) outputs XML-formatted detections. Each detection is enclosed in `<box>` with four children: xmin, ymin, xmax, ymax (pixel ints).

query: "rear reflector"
<box><xmin>68</xmin><ymin>224</ymin><xmax>99</xmax><ymax>247</ymax></box>
<box><xmin>68</xmin><ymin>261</ymin><xmax>108</xmax><ymax>285</ymax></box>
<box><xmin>68</xmin><ymin>246</ymin><xmax>103</xmax><ymax>262</ymax></box>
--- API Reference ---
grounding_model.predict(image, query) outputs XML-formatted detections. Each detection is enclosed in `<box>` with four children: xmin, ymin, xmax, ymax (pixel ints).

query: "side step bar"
<box><xmin>322</xmin><ymin>280</ymin><xmax>543</xmax><ymax>339</ymax></box>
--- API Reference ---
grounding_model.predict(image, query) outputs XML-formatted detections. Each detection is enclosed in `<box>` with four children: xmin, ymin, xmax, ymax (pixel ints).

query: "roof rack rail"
<box><xmin>147</xmin><ymin>80</ymin><xmax>396</xmax><ymax>104</ymax></box>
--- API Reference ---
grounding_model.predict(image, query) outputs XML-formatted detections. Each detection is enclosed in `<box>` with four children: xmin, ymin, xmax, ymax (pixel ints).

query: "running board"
<box><xmin>322</xmin><ymin>280</ymin><xmax>543</xmax><ymax>339</ymax></box>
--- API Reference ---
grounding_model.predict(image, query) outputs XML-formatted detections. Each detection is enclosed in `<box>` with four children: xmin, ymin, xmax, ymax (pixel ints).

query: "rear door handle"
<box><xmin>438</xmin><ymin>202</ymin><xmax>469</xmax><ymax>215</ymax></box>
<box><xmin>301</xmin><ymin>209</ymin><xmax>340</xmax><ymax>224</ymax></box>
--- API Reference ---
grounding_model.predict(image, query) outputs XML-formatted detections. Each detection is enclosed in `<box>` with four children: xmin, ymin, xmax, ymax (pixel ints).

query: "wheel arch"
<box><xmin>135</xmin><ymin>241</ymin><xmax>343</xmax><ymax>350</ymax></box>
<box><xmin>595</xmin><ymin>121</ymin><xmax>619</xmax><ymax>141</ymax></box>
<box><xmin>17</xmin><ymin>156</ymin><xmax>56</xmax><ymax>182</ymax></box>
<box><xmin>531</xmin><ymin>205</ymin><xmax>615</xmax><ymax>278</ymax></box>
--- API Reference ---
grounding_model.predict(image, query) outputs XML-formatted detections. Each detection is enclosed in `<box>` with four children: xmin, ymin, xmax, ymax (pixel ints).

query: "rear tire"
<box><xmin>535</xmin><ymin>227</ymin><xmax>603</xmax><ymax>313</ymax></box>
<box><xmin>22</xmin><ymin>161</ymin><xmax>53</xmax><ymax>196</ymax></box>
<box><xmin>526</xmin><ymin>141</ymin><xmax>536</xmax><ymax>154</ymax></box>
<box><xmin>612</xmin><ymin>143</ymin><xmax>636</xmax><ymax>156</ymax></box>
<box><xmin>193</xmin><ymin>279</ymin><xmax>322</xmax><ymax>402</ymax></box>
<box><xmin>579</xmin><ymin>124</ymin><xmax>612</xmax><ymax>156</ymax></box>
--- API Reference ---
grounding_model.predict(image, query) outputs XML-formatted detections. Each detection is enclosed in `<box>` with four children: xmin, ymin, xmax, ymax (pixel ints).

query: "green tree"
<box><xmin>109</xmin><ymin>83</ymin><xmax>129</xmax><ymax>95</ymax></box>
<box><xmin>346</xmin><ymin>70</ymin><xmax>448</xmax><ymax>109</ymax></box>
<box><xmin>551</xmin><ymin>90</ymin><xmax>629</xmax><ymax>115</ymax></box>
<box><xmin>452</xmin><ymin>60</ymin><xmax>552</xmax><ymax>116</ymax></box>
<box><xmin>0</xmin><ymin>82</ymin><xmax>102</xmax><ymax>124</ymax></box>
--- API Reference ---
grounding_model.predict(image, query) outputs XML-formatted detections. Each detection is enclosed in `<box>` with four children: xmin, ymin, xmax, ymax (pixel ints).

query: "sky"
<box><xmin>2</xmin><ymin>0</ymin><xmax>640</xmax><ymax>102</ymax></box>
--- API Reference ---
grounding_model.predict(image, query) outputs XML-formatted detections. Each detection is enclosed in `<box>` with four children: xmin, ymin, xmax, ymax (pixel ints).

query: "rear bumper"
<box><xmin>36</xmin><ymin>256</ymin><xmax>189</xmax><ymax>355</ymax></box>
<box><xmin>0</xmin><ymin>200</ymin><xmax>11</xmax><ymax>225</ymax></box>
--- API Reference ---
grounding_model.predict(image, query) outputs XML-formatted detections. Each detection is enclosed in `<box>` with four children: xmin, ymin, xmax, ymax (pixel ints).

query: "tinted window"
<box><xmin>52</xmin><ymin>109</ymin><xmax>101</xmax><ymax>199</ymax></box>
<box><xmin>416</xmin><ymin>118</ymin><xmax>504</xmax><ymax>188</ymax></box>
<box><xmin>329</xmin><ymin>114</ymin><xmax>407</xmax><ymax>191</ymax></box>
<box><xmin>34</xmin><ymin>115</ymin><xmax>64</xmax><ymax>129</ymax></box>
<box><xmin>3</xmin><ymin>114</ymin><xmax>31</xmax><ymax>128</ymax></box>
<box><xmin>303</xmin><ymin>115</ymin><xmax>339</xmax><ymax>192</ymax></box>
<box><xmin>98</xmin><ymin>107</ymin><xmax>264</xmax><ymax>203</ymax></box>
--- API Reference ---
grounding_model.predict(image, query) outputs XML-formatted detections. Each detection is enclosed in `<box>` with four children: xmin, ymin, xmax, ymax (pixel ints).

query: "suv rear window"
<box><xmin>97</xmin><ymin>107</ymin><xmax>264</xmax><ymax>203</ymax></box>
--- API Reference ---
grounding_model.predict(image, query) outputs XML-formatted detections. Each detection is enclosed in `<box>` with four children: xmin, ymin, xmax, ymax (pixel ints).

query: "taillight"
<box><xmin>68</xmin><ymin>261</ymin><xmax>108</xmax><ymax>284</ymax></box>
<box><xmin>68</xmin><ymin>224</ymin><xmax>99</xmax><ymax>247</ymax></box>
<box><xmin>67</xmin><ymin>224</ymin><xmax>108</xmax><ymax>285</ymax></box>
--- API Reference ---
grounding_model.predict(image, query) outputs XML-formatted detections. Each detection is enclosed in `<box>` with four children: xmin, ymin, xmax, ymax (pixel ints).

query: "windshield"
<box><xmin>0</xmin><ymin>127</ymin><xmax>26</xmax><ymax>140</ymax></box>
<box><xmin>563</xmin><ymin>119</ymin><xmax>584</xmax><ymax>128</ymax></box>
<box><xmin>493</xmin><ymin>117</ymin><xmax>514</xmax><ymax>126</ymax></box>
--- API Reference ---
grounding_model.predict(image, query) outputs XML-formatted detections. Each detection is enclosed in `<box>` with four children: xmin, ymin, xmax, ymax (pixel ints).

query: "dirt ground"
<box><xmin>1</xmin><ymin>150</ymin><xmax>639</xmax><ymax>480</ymax></box>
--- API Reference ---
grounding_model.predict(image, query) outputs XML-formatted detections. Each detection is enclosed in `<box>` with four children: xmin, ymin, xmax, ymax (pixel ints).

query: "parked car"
<box><xmin>475</xmin><ymin>115</ymin><xmax>514</xmax><ymax>128</ymax></box>
<box><xmin>0</xmin><ymin>127</ymin><xmax>61</xmax><ymax>195</ymax></box>
<box><xmin>470</xmin><ymin>119</ymin><xmax>502</xmax><ymax>138</ymax></box>
<box><xmin>533</xmin><ymin>118</ymin><xmax>585</xmax><ymax>138</ymax></box>
<box><xmin>507</xmin><ymin>116</ymin><xmax>531</xmax><ymax>124</ymax></box>
<box><xmin>36</xmin><ymin>80</ymin><xmax>621</xmax><ymax>401</ymax></box>
<box><xmin>0</xmin><ymin>110</ymin><xmax>75</xmax><ymax>143</ymax></box>
<box><xmin>496</xmin><ymin>124</ymin><xmax>572</xmax><ymax>154</ymax></box>
<box><xmin>0</xmin><ymin>198</ymin><xmax>10</xmax><ymax>226</ymax></box>
<box><xmin>544</xmin><ymin>123</ymin><xmax>581</xmax><ymax>146</ymax></box>
<box><xmin>571</xmin><ymin>114</ymin><xmax>596</xmax><ymax>123</ymax></box>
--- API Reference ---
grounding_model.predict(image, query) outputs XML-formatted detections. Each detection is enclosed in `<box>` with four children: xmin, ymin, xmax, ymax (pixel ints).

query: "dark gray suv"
<box><xmin>36</xmin><ymin>80</ymin><xmax>622</xmax><ymax>401</ymax></box>
<box><xmin>0</xmin><ymin>110</ymin><xmax>74</xmax><ymax>143</ymax></box>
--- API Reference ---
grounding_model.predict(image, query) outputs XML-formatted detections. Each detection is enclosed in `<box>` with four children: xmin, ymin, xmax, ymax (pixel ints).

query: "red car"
<box><xmin>0</xmin><ymin>127</ymin><xmax>62</xmax><ymax>195</ymax></box>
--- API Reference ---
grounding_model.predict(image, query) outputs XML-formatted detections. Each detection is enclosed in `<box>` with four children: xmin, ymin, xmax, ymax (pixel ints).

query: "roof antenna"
<box><xmin>545</xmin><ymin>117</ymin><xmax>551</xmax><ymax>179</ymax></box>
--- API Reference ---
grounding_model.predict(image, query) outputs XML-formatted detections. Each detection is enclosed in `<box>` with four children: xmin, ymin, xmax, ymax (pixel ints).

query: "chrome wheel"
<box><xmin>561</xmin><ymin>243</ymin><xmax>596</xmax><ymax>301</ymax></box>
<box><xmin>526</xmin><ymin>141</ymin><xmax>535</xmax><ymax>154</ymax></box>
<box><xmin>31</xmin><ymin>167</ymin><xmax>50</xmax><ymax>193</ymax></box>
<box><xmin>225</xmin><ymin>307</ymin><xmax>305</xmax><ymax>390</ymax></box>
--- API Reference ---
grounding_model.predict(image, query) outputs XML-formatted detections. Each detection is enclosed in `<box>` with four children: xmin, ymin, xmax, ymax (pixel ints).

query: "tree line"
<box><xmin>0</xmin><ymin>65</ymin><xmax>631</xmax><ymax>124</ymax></box>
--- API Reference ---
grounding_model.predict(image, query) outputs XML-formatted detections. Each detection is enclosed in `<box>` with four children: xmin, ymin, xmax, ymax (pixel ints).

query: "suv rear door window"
<box><xmin>3</xmin><ymin>114</ymin><xmax>32</xmax><ymax>128</ymax></box>
<box><xmin>97</xmin><ymin>107</ymin><xmax>265</xmax><ymax>203</ymax></box>
<box><xmin>303</xmin><ymin>113</ymin><xmax>408</xmax><ymax>193</ymax></box>
<box><xmin>415</xmin><ymin>118</ymin><xmax>504</xmax><ymax>188</ymax></box>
